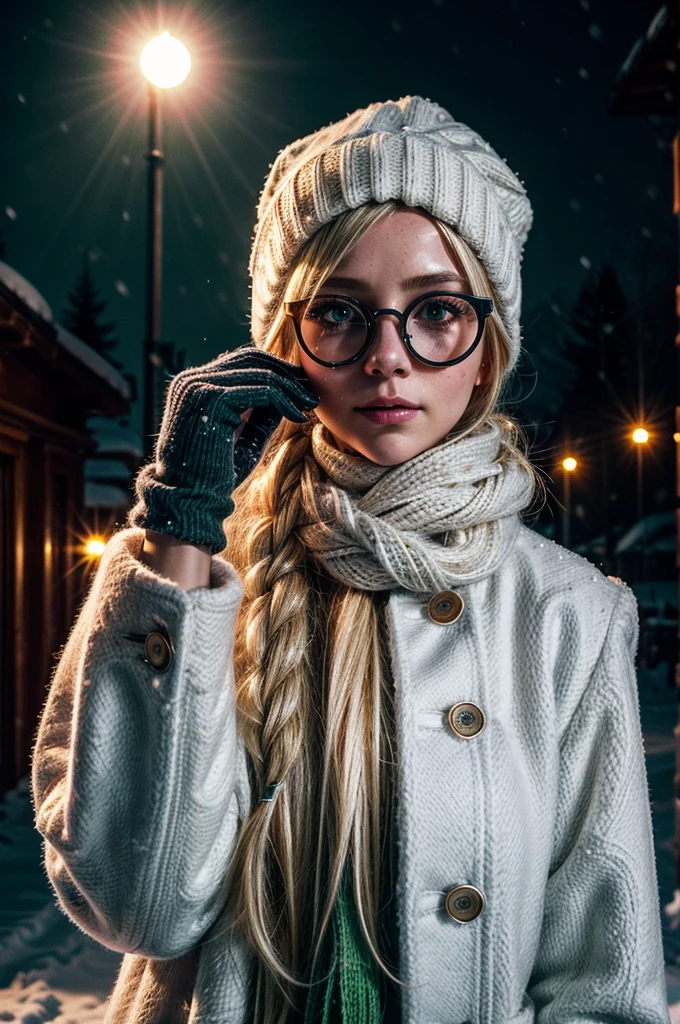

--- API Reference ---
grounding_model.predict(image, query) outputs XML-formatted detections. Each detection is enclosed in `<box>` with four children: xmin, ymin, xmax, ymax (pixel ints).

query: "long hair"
<box><xmin>211</xmin><ymin>200</ymin><xmax>546</xmax><ymax>1023</ymax></box>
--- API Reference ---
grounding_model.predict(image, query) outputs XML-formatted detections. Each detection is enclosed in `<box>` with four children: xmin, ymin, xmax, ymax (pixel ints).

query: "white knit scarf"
<box><xmin>300</xmin><ymin>418</ymin><xmax>535</xmax><ymax>592</ymax></box>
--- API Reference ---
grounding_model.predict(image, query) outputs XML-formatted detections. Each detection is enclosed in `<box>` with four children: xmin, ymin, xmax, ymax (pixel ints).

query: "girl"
<box><xmin>31</xmin><ymin>96</ymin><xmax>670</xmax><ymax>1024</ymax></box>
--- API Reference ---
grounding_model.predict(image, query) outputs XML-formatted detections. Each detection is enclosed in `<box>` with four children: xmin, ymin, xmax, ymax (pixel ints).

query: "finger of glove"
<box><xmin>179</xmin><ymin>350</ymin><xmax>317</xmax><ymax>400</ymax></box>
<box><xmin>192</xmin><ymin>367</ymin><xmax>319</xmax><ymax>410</ymax></box>
<box><xmin>211</xmin><ymin>385</ymin><xmax>311</xmax><ymax>424</ymax></box>
<box><xmin>169</xmin><ymin>347</ymin><xmax>306</xmax><ymax>385</ymax></box>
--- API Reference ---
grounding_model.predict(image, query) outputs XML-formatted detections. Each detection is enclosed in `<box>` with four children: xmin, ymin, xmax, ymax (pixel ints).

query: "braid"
<box><xmin>220</xmin><ymin>419</ymin><xmax>322</xmax><ymax>1017</ymax></box>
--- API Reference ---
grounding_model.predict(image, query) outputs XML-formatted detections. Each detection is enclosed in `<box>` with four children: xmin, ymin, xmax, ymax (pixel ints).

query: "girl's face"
<box><xmin>297</xmin><ymin>209</ymin><xmax>489</xmax><ymax>465</ymax></box>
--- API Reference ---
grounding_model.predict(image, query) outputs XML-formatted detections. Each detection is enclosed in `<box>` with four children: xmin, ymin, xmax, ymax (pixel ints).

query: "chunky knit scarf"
<box><xmin>301</xmin><ymin>416</ymin><xmax>535</xmax><ymax>592</ymax></box>
<box><xmin>301</xmin><ymin>417</ymin><xmax>535</xmax><ymax>1024</ymax></box>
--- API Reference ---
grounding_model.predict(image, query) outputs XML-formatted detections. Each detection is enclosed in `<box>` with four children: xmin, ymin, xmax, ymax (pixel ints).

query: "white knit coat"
<box><xmin>30</xmin><ymin>521</ymin><xmax>670</xmax><ymax>1024</ymax></box>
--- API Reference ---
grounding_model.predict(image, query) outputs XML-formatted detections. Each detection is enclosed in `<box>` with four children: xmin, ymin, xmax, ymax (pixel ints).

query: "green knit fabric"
<box><xmin>126</xmin><ymin>347</ymin><xmax>318</xmax><ymax>554</ymax></box>
<box><xmin>303</xmin><ymin>867</ymin><xmax>382</xmax><ymax>1024</ymax></box>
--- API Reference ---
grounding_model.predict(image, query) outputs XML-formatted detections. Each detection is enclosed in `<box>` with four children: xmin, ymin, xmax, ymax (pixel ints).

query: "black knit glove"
<box><xmin>127</xmin><ymin>347</ymin><xmax>320</xmax><ymax>554</ymax></box>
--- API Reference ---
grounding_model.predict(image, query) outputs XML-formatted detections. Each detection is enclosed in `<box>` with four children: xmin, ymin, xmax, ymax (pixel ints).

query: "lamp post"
<box><xmin>632</xmin><ymin>426</ymin><xmax>650</xmax><ymax>580</ymax></box>
<box><xmin>139</xmin><ymin>32</ymin><xmax>191</xmax><ymax>457</ymax></box>
<box><xmin>561</xmin><ymin>456</ymin><xmax>577</xmax><ymax>549</ymax></box>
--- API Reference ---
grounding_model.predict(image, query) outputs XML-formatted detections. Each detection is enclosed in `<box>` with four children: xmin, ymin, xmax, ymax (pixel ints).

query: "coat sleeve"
<box><xmin>30</xmin><ymin>526</ymin><xmax>251</xmax><ymax>960</ymax></box>
<box><xmin>526</xmin><ymin>583</ymin><xmax>671</xmax><ymax>1023</ymax></box>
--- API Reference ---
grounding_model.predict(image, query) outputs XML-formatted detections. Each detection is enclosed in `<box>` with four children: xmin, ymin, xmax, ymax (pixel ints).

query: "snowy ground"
<box><xmin>1</xmin><ymin>664</ymin><xmax>680</xmax><ymax>1022</ymax></box>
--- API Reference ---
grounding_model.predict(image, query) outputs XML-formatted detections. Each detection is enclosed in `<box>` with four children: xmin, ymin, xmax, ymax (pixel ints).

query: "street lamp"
<box><xmin>140</xmin><ymin>32</ymin><xmax>191</xmax><ymax>457</ymax></box>
<box><xmin>561</xmin><ymin>456</ymin><xmax>577</xmax><ymax>549</ymax></box>
<box><xmin>632</xmin><ymin>426</ymin><xmax>650</xmax><ymax>580</ymax></box>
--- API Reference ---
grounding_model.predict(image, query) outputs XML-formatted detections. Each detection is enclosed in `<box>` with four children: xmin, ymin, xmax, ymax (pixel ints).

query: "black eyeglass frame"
<box><xmin>283</xmin><ymin>290</ymin><xmax>494</xmax><ymax>368</ymax></box>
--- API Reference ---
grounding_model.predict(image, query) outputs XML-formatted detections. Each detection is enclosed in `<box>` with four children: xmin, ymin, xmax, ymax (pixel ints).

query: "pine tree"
<box><xmin>62</xmin><ymin>259</ymin><xmax>124</xmax><ymax>370</ymax></box>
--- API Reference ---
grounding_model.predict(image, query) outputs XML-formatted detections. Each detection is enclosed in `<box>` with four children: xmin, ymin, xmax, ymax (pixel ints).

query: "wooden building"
<box><xmin>0</xmin><ymin>262</ymin><xmax>133</xmax><ymax>793</ymax></box>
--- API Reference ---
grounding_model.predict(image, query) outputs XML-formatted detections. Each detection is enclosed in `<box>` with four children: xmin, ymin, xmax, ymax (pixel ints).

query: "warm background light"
<box><xmin>140</xmin><ymin>32</ymin><xmax>191</xmax><ymax>89</ymax></box>
<box><xmin>562</xmin><ymin>457</ymin><xmax>577</xmax><ymax>472</ymax></box>
<box><xmin>83</xmin><ymin>536</ymin><xmax>106</xmax><ymax>558</ymax></box>
<box><xmin>674</xmin><ymin>432</ymin><xmax>680</xmax><ymax>443</ymax></box>
<box><xmin>632</xmin><ymin>427</ymin><xmax>649</xmax><ymax>444</ymax></box>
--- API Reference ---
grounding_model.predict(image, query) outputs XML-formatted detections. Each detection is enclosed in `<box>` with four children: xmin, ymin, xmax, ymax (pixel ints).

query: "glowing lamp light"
<box><xmin>562</xmin><ymin>457</ymin><xmax>577</xmax><ymax>472</ymax></box>
<box><xmin>632</xmin><ymin>428</ymin><xmax>649</xmax><ymax>444</ymax></box>
<box><xmin>84</xmin><ymin>536</ymin><xmax>106</xmax><ymax>558</ymax></box>
<box><xmin>140</xmin><ymin>32</ymin><xmax>191</xmax><ymax>89</ymax></box>
<box><xmin>674</xmin><ymin>432</ymin><xmax>680</xmax><ymax>443</ymax></box>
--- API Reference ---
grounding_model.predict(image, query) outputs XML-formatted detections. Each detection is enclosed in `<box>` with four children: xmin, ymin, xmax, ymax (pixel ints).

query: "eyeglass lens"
<box><xmin>299</xmin><ymin>294</ymin><xmax>479</xmax><ymax>364</ymax></box>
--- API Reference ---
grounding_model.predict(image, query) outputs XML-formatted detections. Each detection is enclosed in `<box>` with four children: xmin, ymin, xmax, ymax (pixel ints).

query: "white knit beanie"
<box><xmin>248</xmin><ymin>94</ymin><xmax>533</xmax><ymax>375</ymax></box>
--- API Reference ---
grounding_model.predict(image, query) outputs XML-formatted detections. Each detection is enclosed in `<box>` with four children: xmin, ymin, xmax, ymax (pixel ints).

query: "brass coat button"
<box><xmin>144</xmin><ymin>631</ymin><xmax>174</xmax><ymax>672</ymax></box>
<box><xmin>447</xmin><ymin>702</ymin><xmax>485</xmax><ymax>738</ymax></box>
<box><xmin>445</xmin><ymin>884</ymin><xmax>486</xmax><ymax>922</ymax></box>
<box><xmin>427</xmin><ymin>590</ymin><xmax>464</xmax><ymax>625</ymax></box>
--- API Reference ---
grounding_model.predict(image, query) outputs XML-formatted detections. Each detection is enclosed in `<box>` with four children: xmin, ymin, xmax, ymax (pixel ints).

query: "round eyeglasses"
<box><xmin>284</xmin><ymin>290</ymin><xmax>493</xmax><ymax>369</ymax></box>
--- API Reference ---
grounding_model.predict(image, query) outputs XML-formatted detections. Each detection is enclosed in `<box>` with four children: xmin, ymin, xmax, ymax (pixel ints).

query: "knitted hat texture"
<box><xmin>248</xmin><ymin>95</ymin><xmax>533</xmax><ymax>374</ymax></box>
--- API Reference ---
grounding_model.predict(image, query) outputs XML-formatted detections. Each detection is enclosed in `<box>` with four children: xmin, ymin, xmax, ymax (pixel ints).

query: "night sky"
<box><xmin>0</xmin><ymin>0</ymin><xmax>674</xmax><ymax>439</ymax></box>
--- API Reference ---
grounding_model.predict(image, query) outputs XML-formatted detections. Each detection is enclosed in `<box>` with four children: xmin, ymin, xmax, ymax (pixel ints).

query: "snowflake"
<box><xmin>122</xmin><ymin>211</ymin><xmax>131</xmax><ymax>222</ymax></box>
<box><xmin>121</xmin><ymin>155</ymin><xmax>131</xmax><ymax>167</ymax></box>
<box><xmin>588</xmin><ymin>24</ymin><xmax>602</xmax><ymax>40</ymax></box>
<box><xmin>115</xmin><ymin>280</ymin><xmax>129</xmax><ymax>297</ymax></box>
<box><xmin>5</xmin><ymin>206</ymin><xmax>17</xmax><ymax>221</ymax></box>
<box><xmin>579</xmin><ymin>256</ymin><xmax>592</xmax><ymax>270</ymax></box>
<box><xmin>18</xmin><ymin>94</ymin><xmax>26</xmax><ymax>104</ymax></box>
<box><xmin>578</xmin><ymin>67</ymin><xmax>589</xmax><ymax>80</ymax></box>
<box><xmin>193</xmin><ymin>214</ymin><xmax>204</xmax><ymax>227</ymax></box>
<box><xmin>59</xmin><ymin>122</ymin><xmax>69</xmax><ymax>134</ymax></box>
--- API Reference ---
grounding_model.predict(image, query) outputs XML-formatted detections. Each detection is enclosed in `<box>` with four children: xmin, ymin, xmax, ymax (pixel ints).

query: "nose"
<box><xmin>362</xmin><ymin>313</ymin><xmax>412</xmax><ymax>378</ymax></box>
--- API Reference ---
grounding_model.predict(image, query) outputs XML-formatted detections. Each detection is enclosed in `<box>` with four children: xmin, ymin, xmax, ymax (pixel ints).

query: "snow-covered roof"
<box><xmin>0</xmin><ymin>260</ymin><xmax>52</xmax><ymax>322</ymax></box>
<box><xmin>614</xmin><ymin>511</ymin><xmax>675</xmax><ymax>554</ymax></box>
<box><xmin>55</xmin><ymin>323</ymin><xmax>131</xmax><ymax>402</ymax></box>
<box><xmin>0</xmin><ymin>260</ymin><xmax>131</xmax><ymax>402</ymax></box>
<box><xmin>84</xmin><ymin>481</ymin><xmax>131</xmax><ymax>509</ymax></box>
<box><xmin>84</xmin><ymin>458</ymin><xmax>133</xmax><ymax>481</ymax></box>
<box><xmin>86</xmin><ymin>417</ymin><xmax>144</xmax><ymax>459</ymax></box>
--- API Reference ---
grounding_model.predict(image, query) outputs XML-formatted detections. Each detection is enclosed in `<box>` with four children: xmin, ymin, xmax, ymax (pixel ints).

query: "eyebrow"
<box><xmin>320</xmin><ymin>271</ymin><xmax>466</xmax><ymax>291</ymax></box>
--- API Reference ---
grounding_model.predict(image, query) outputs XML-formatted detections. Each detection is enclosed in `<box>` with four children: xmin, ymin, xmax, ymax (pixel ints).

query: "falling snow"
<box><xmin>88</xmin><ymin>247</ymin><xmax>103</xmax><ymax>262</ymax></box>
<box><xmin>588</xmin><ymin>24</ymin><xmax>602</xmax><ymax>40</ymax></box>
<box><xmin>122</xmin><ymin>211</ymin><xmax>131</xmax><ymax>222</ymax></box>
<box><xmin>579</xmin><ymin>256</ymin><xmax>592</xmax><ymax>270</ymax></box>
<box><xmin>193</xmin><ymin>214</ymin><xmax>204</xmax><ymax>227</ymax></box>
<box><xmin>17</xmin><ymin>94</ymin><xmax>26</xmax><ymax>104</ymax></box>
<box><xmin>59</xmin><ymin>121</ymin><xmax>69</xmax><ymax>134</ymax></box>
<box><xmin>5</xmin><ymin>206</ymin><xmax>17</xmax><ymax>221</ymax></box>
<box><xmin>578</xmin><ymin>67</ymin><xmax>590</xmax><ymax>80</ymax></box>
<box><xmin>115</xmin><ymin>281</ymin><xmax>129</xmax><ymax>297</ymax></box>
<box><xmin>569</xmin><ymin>199</ymin><xmax>582</xmax><ymax>212</ymax></box>
<box><xmin>121</xmin><ymin>155</ymin><xmax>131</xmax><ymax>167</ymax></box>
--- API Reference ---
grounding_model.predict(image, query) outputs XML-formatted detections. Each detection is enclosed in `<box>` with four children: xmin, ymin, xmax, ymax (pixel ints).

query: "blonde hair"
<box><xmin>212</xmin><ymin>201</ymin><xmax>546</xmax><ymax>1023</ymax></box>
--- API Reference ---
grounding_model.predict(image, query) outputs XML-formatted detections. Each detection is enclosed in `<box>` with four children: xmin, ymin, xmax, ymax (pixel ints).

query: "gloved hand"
<box><xmin>127</xmin><ymin>347</ymin><xmax>320</xmax><ymax>554</ymax></box>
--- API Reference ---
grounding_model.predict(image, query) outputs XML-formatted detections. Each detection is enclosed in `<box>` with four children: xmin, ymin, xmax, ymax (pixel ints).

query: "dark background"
<box><xmin>0</xmin><ymin>0</ymin><xmax>676</xmax><ymax>528</ymax></box>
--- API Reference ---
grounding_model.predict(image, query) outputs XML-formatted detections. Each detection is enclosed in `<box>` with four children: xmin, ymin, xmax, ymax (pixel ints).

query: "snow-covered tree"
<box><xmin>61</xmin><ymin>259</ymin><xmax>124</xmax><ymax>370</ymax></box>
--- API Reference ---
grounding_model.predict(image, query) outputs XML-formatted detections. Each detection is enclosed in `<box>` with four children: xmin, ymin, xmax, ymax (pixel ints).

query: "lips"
<box><xmin>355</xmin><ymin>397</ymin><xmax>420</xmax><ymax>410</ymax></box>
